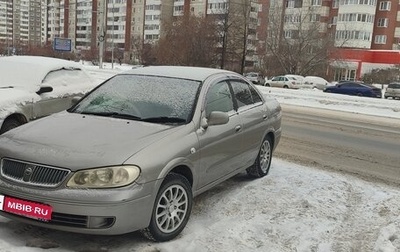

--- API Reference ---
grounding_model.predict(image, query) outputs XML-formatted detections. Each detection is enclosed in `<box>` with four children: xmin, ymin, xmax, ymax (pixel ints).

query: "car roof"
<box><xmin>122</xmin><ymin>66</ymin><xmax>234</xmax><ymax>82</ymax></box>
<box><xmin>0</xmin><ymin>56</ymin><xmax>83</xmax><ymax>88</ymax></box>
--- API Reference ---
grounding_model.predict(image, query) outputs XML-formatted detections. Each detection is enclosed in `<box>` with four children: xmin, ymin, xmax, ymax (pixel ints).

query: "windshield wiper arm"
<box><xmin>142</xmin><ymin>116</ymin><xmax>187</xmax><ymax>124</ymax></box>
<box><xmin>80</xmin><ymin>111</ymin><xmax>142</xmax><ymax>120</ymax></box>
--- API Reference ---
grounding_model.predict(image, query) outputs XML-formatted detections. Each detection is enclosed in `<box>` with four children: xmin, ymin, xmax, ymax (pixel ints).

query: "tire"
<box><xmin>0</xmin><ymin>118</ymin><xmax>21</xmax><ymax>134</ymax></box>
<box><xmin>247</xmin><ymin>135</ymin><xmax>272</xmax><ymax>178</ymax></box>
<box><xmin>142</xmin><ymin>173</ymin><xmax>192</xmax><ymax>242</ymax></box>
<box><xmin>357</xmin><ymin>93</ymin><xmax>363</xmax><ymax>96</ymax></box>
<box><xmin>265</xmin><ymin>83</ymin><xmax>271</xmax><ymax>87</ymax></box>
<box><xmin>283</xmin><ymin>85</ymin><xmax>289</xmax><ymax>89</ymax></box>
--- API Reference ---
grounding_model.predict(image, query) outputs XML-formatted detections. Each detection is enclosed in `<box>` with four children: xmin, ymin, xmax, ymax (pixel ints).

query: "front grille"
<box><xmin>0</xmin><ymin>159</ymin><xmax>70</xmax><ymax>187</ymax></box>
<box><xmin>3</xmin><ymin>211</ymin><xmax>115</xmax><ymax>229</ymax></box>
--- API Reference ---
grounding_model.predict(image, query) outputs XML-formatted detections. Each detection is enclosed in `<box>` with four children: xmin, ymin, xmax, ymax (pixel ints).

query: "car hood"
<box><xmin>0</xmin><ymin>112</ymin><xmax>180</xmax><ymax>171</ymax></box>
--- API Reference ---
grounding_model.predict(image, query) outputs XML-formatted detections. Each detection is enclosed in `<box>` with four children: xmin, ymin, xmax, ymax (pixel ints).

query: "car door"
<box><xmin>32</xmin><ymin>69</ymin><xmax>88</xmax><ymax>119</ymax></box>
<box><xmin>335</xmin><ymin>83</ymin><xmax>350</xmax><ymax>94</ymax></box>
<box><xmin>196</xmin><ymin>80</ymin><xmax>244</xmax><ymax>188</ymax></box>
<box><xmin>230</xmin><ymin>79</ymin><xmax>269</xmax><ymax>168</ymax></box>
<box><xmin>270</xmin><ymin>77</ymin><xmax>279</xmax><ymax>87</ymax></box>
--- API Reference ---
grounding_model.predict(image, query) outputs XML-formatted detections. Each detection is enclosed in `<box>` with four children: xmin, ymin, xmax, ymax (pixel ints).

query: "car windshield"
<box><xmin>70</xmin><ymin>74</ymin><xmax>201</xmax><ymax>124</ymax></box>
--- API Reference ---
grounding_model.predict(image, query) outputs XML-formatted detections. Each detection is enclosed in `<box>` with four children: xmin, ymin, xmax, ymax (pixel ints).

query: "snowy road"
<box><xmin>276</xmin><ymin>104</ymin><xmax>400</xmax><ymax>186</ymax></box>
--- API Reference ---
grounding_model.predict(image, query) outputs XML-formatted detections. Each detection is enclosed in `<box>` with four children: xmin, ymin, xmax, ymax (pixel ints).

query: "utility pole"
<box><xmin>111</xmin><ymin>0</ymin><xmax>114</xmax><ymax>69</ymax></box>
<box><xmin>98</xmin><ymin>0</ymin><xmax>107</xmax><ymax>69</ymax></box>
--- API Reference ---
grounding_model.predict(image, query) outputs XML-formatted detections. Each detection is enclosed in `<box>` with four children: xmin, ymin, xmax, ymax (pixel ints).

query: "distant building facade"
<box><xmin>1</xmin><ymin>0</ymin><xmax>400</xmax><ymax>77</ymax></box>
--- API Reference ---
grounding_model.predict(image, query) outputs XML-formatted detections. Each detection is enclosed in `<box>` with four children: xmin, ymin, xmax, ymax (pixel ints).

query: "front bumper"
<box><xmin>0</xmin><ymin>178</ymin><xmax>156</xmax><ymax>235</ymax></box>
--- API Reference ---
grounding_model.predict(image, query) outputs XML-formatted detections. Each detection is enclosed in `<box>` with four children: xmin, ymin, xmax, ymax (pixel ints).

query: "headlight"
<box><xmin>66</xmin><ymin>165</ymin><xmax>140</xmax><ymax>188</ymax></box>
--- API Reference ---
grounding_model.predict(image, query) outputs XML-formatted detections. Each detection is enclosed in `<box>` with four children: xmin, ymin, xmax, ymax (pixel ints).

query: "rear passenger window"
<box><xmin>230</xmin><ymin>80</ymin><xmax>262</xmax><ymax>108</ymax></box>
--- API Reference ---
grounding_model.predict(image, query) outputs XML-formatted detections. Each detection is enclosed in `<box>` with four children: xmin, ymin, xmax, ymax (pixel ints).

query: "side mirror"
<box><xmin>202</xmin><ymin>111</ymin><xmax>229</xmax><ymax>129</ymax></box>
<box><xmin>36</xmin><ymin>86</ymin><xmax>53</xmax><ymax>95</ymax></box>
<box><xmin>71</xmin><ymin>96</ymin><xmax>82</xmax><ymax>106</ymax></box>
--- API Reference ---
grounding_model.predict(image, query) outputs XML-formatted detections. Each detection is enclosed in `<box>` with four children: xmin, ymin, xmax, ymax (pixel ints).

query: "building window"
<box><xmin>374</xmin><ymin>35</ymin><xmax>387</xmax><ymax>44</ymax></box>
<box><xmin>332</xmin><ymin>16</ymin><xmax>337</xmax><ymax>24</ymax></box>
<box><xmin>311</xmin><ymin>0</ymin><xmax>322</xmax><ymax>6</ymax></box>
<box><xmin>332</xmin><ymin>0</ymin><xmax>339</xmax><ymax>8</ymax></box>
<box><xmin>377</xmin><ymin>18</ymin><xmax>388</xmax><ymax>27</ymax></box>
<box><xmin>284</xmin><ymin>30</ymin><xmax>292</xmax><ymax>38</ymax></box>
<box><xmin>287</xmin><ymin>0</ymin><xmax>294</xmax><ymax>8</ymax></box>
<box><xmin>310</xmin><ymin>14</ymin><xmax>320</xmax><ymax>22</ymax></box>
<box><xmin>284</xmin><ymin>30</ymin><xmax>299</xmax><ymax>39</ymax></box>
<box><xmin>379</xmin><ymin>1</ymin><xmax>391</xmax><ymax>11</ymax></box>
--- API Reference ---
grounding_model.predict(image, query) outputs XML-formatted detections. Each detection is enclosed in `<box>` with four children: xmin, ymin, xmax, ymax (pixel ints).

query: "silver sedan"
<box><xmin>0</xmin><ymin>66</ymin><xmax>281</xmax><ymax>241</ymax></box>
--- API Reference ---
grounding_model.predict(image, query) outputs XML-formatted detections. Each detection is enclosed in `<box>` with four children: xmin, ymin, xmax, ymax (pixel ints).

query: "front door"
<box><xmin>196</xmin><ymin>80</ymin><xmax>244</xmax><ymax>188</ymax></box>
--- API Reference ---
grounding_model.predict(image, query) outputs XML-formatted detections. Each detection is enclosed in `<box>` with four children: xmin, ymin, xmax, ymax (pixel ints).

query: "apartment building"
<box><xmin>0</xmin><ymin>0</ymin><xmax>44</xmax><ymax>54</ymax></box>
<box><xmin>2</xmin><ymin>0</ymin><xmax>400</xmax><ymax>77</ymax></box>
<box><xmin>0</xmin><ymin>0</ymin><xmax>12</xmax><ymax>54</ymax></box>
<box><xmin>276</xmin><ymin>0</ymin><xmax>400</xmax><ymax>80</ymax></box>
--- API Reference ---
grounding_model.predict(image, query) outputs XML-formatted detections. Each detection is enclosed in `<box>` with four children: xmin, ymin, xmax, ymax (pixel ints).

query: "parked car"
<box><xmin>303</xmin><ymin>76</ymin><xmax>330</xmax><ymax>90</ymax></box>
<box><xmin>384</xmin><ymin>82</ymin><xmax>400</xmax><ymax>99</ymax></box>
<box><xmin>244</xmin><ymin>72</ymin><xmax>264</xmax><ymax>85</ymax></box>
<box><xmin>323</xmin><ymin>81</ymin><xmax>382</xmax><ymax>98</ymax></box>
<box><xmin>0</xmin><ymin>66</ymin><xmax>282</xmax><ymax>241</ymax></box>
<box><xmin>0</xmin><ymin>56</ymin><xmax>97</xmax><ymax>134</ymax></box>
<box><xmin>264</xmin><ymin>75</ymin><xmax>302</xmax><ymax>89</ymax></box>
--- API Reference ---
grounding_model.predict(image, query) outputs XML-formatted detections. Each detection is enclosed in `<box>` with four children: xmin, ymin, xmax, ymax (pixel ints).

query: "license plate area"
<box><xmin>0</xmin><ymin>195</ymin><xmax>52</xmax><ymax>221</ymax></box>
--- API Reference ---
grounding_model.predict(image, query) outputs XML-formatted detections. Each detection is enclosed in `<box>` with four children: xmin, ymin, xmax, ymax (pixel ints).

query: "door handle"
<box><xmin>235</xmin><ymin>125</ymin><xmax>242</xmax><ymax>132</ymax></box>
<box><xmin>263</xmin><ymin>114</ymin><xmax>268</xmax><ymax>120</ymax></box>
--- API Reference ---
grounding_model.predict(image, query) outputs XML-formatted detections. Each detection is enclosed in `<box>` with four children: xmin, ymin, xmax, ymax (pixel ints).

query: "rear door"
<box><xmin>230</xmin><ymin>79</ymin><xmax>268</xmax><ymax>168</ymax></box>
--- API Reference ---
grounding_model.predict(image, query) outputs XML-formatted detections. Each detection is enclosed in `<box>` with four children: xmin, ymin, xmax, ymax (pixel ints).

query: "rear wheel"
<box><xmin>265</xmin><ymin>83</ymin><xmax>271</xmax><ymax>87</ymax></box>
<box><xmin>283</xmin><ymin>85</ymin><xmax>289</xmax><ymax>89</ymax></box>
<box><xmin>0</xmin><ymin>118</ymin><xmax>21</xmax><ymax>134</ymax></box>
<box><xmin>142</xmin><ymin>173</ymin><xmax>192</xmax><ymax>242</ymax></box>
<box><xmin>247</xmin><ymin>135</ymin><xmax>273</xmax><ymax>178</ymax></box>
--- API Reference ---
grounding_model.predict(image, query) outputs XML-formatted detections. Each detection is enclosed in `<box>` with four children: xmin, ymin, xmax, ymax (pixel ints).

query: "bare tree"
<box><xmin>216</xmin><ymin>0</ymin><xmax>257</xmax><ymax>73</ymax></box>
<box><xmin>262</xmin><ymin>2</ymin><xmax>335</xmax><ymax>77</ymax></box>
<box><xmin>155</xmin><ymin>14</ymin><xmax>219</xmax><ymax>67</ymax></box>
<box><xmin>362</xmin><ymin>67</ymin><xmax>400</xmax><ymax>84</ymax></box>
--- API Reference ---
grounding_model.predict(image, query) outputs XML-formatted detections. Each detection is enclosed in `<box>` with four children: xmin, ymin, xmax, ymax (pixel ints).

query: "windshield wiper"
<box><xmin>142</xmin><ymin>116</ymin><xmax>187</xmax><ymax>124</ymax></box>
<box><xmin>0</xmin><ymin>86</ymin><xmax>14</xmax><ymax>89</ymax></box>
<box><xmin>80</xmin><ymin>111</ymin><xmax>142</xmax><ymax>121</ymax></box>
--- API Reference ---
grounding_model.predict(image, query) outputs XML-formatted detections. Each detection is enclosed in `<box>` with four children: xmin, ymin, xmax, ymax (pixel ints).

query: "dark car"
<box><xmin>323</xmin><ymin>81</ymin><xmax>382</xmax><ymax>98</ymax></box>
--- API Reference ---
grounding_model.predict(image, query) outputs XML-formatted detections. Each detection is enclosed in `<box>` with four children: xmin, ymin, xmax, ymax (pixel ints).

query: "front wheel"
<box><xmin>142</xmin><ymin>173</ymin><xmax>192</xmax><ymax>242</ymax></box>
<box><xmin>0</xmin><ymin>118</ymin><xmax>21</xmax><ymax>134</ymax></box>
<box><xmin>247</xmin><ymin>135</ymin><xmax>273</xmax><ymax>178</ymax></box>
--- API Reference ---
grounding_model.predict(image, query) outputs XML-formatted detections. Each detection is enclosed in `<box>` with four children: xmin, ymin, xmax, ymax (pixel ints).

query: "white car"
<box><xmin>303</xmin><ymin>76</ymin><xmax>330</xmax><ymax>90</ymax></box>
<box><xmin>384</xmin><ymin>83</ymin><xmax>400</xmax><ymax>99</ymax></box>
<box><xmin>244</xmin><ymin>72</ymin><xmax>264</xmax><ymax>85</ymax></box>
<box><xmin>0</xmin><ymin>56</ymin><xmax>97</xmax><ymax>134</ymax></box>
<box><xmin>264</xmin><ymin>75</ymin><xmax>302</xmax><ymax>89</ymax></box>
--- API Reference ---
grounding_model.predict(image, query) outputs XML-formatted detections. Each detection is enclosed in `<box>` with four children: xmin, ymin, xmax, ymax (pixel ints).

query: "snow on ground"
<box><xmin>0</xmin><ymin>65</ymin><xmax>399</xmax><ymax>252</ymax></box>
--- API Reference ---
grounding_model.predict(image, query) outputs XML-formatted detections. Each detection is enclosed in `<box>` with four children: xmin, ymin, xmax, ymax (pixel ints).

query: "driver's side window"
<box><xmin>205</xmin><ymin>81</ymin><xmax>234</xmax><ymax>117</ymax></box>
